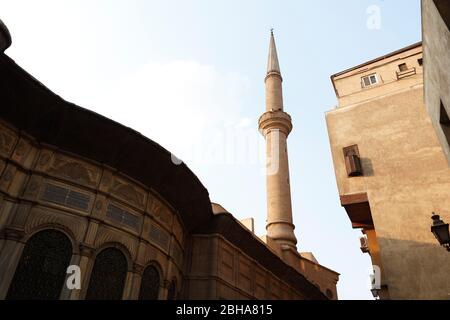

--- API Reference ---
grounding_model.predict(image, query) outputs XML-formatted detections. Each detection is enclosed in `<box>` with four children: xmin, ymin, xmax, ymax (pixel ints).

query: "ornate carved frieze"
<box><xmin>99</xmin><ymin>169</ymin><xmax>114</xmax><ymax>192</ymax></box>
<box><xmin>110</xmin><ymin>177</ymin><xmax>146</xmax><ymax>210</ymax></box>
<box><xmin>23</xmin><ymin>175</ymin><xmax>43</xmax><ymax>201</ymax></box>
<box><xmin>47</xmin><ymin>154</ymin><xmax>101</xmax><ymax>188</ymax></box>
<box><xmin>147</xmin><ymin>195</ymin><xmax>173</xmax><ymax>228</ymax></box>
<box><xmin>0</xmin><ymin>164</ymin><xmax>17</xmax><ymax>193</ymax></box>
<box><xmin>35</xmin><ymin>149</ymin><xmax>53</xmax><ymax>172</ymax></box>
<box><xmin>0</xmin><ymin>159</ymin><xmax>5</xmax><ymax>177</ymax></box>
<box><xmin>0</xmin><ymin>125</ymin><xmax>17</xmax><ymax>158</ymax></box>
<box><xmin>11</xmin><ymin>138</ymin><xmax>32</xmax><ymax>165</ymax></box>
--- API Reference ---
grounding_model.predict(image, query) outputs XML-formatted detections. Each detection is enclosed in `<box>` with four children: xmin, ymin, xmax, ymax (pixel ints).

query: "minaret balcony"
<box><xmin>258</xmin><ymin>110</ymin><xmax>293</xmax><ymax>136</ymax></box>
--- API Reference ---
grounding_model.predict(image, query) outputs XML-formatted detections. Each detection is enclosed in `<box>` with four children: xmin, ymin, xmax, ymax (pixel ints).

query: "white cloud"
<box><xmin>87</xmin><ymin>60</ymin><xmax>251</xmax><ymax>165</ymax></box>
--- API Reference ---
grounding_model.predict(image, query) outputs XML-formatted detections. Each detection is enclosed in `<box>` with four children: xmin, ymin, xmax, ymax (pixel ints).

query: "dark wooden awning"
<box><xmin>340</xmin><ymin>193</ymin><xmax>374</xmax><ymax>229</ymax></box>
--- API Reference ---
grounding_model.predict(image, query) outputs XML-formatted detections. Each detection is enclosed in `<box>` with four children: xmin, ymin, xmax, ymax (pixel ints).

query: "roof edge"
<box><xmin>331</xmin><ymin>41</ymin><xmax>422</xmax><ymax>79</ymax></box>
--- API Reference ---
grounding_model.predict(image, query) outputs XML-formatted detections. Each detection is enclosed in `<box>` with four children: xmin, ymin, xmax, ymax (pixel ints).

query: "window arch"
<box><xmin>85</xmin><ymin>247</ymin><xmax>128</xmax><ymax>300</ymax></box>
<box><xmin>167</xmin><ymin>279</ymin><xmax>177</xmax><ymax>300</ymax></box>
<box><xmin>6</xmin><ymin>229</ymin><xmax>73</xmax><ymax>300</ymax></box>
<box><xmin>138</xmin><ymin>265</ymin><xmax>160</xmax><ymax>300</ymax></box>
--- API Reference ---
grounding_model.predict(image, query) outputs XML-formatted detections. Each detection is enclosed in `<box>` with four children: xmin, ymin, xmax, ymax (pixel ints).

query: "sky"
<box><xmin>1</xmin><ymin>0</ymin><xmax>422</xmax><ymax>300</ymax></box>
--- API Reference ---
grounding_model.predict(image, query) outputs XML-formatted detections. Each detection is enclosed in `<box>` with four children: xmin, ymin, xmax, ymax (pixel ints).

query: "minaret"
<box><xmin>259</xmin><ymin>30</ymin><xmax>297</xmax><ymax>251</ymax></box>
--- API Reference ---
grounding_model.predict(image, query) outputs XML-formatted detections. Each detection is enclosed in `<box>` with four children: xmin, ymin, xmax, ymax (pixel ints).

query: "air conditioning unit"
<box><xmin>360</xmin><ymin>236</ymin><xmax>370</xmax><ymax>253</ymax></box>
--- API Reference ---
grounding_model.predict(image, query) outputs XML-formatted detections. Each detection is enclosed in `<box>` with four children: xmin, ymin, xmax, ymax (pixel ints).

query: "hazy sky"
<box><xmin>1</xmin><ymin>0</ymin><xmax>422</xmax><ymax>300</ymax></box>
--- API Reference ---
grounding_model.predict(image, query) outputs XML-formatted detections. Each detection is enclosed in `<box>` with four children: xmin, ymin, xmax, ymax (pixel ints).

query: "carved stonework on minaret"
<box><xmin>258</xmin><ymin>31</ymin><xmax>297</xmax><ymax>251</ymax></box>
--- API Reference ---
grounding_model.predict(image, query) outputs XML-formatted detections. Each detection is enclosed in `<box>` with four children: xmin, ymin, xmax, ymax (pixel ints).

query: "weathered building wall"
<box><xmin>332</xmin><ymin>45</ymin><xmax>423</xmax><ymax>108</ymax></box>
<box><xmin>422</xmin><ymin>0</ymin><xmax>450</xmax><ymax>166</ymax></box>
<box><xmin>185</xmin><ymin>234</ymin><xmax>308</xmax><ymax>300</ymax></box>
<box><xmin>327</xmin><ymin>45</ymin><xmax>450</xmax><ymax>299</ymax></box>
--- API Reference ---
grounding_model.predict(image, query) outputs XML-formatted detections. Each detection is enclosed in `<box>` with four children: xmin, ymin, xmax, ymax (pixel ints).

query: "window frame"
<box><xmin>398</xmin><ymin>63</ymin><xmax>408</xmax><ymax>72</ymax></box>
<box><xmin>361</xmin><ymin>74</ymin><xmax>379</xmax><ymax>88</ymax></box>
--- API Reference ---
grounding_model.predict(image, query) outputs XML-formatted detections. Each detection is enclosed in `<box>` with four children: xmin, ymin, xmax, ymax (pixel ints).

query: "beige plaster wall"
<box><xmin>327</xmin><ymin>55</ymin><xmax>450</xmax><ymax>298</ymax></box>
<box><xmin>333</xmin><ymin>46</ymin><xmax>423</xmax><ymax>108</ymax></box>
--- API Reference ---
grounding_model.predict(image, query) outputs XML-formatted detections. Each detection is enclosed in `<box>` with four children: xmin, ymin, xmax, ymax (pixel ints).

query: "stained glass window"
<box><xmin>6</xmin><ymin>230</ymin><xmax>72</xmax><ymax>300</ymax></box>
<box><xmin>85</xmin><ymin>248</ymin><xmax>127</xmax><ymax>300</ymax></box>
<box><xmin>138</xmin><ymin>265</ymin><xmax>160</xmax><ymax>300</ymax></box>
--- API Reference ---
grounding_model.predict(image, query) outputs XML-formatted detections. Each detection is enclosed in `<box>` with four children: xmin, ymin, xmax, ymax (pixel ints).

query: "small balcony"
<box><xmin>396</xmin><ymin>67</ymin><xmax>416</xmax><ymax>80</ymax></box>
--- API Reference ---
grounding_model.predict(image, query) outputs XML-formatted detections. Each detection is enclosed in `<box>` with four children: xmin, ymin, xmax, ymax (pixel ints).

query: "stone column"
<box><xmin>160</xmin><ymin>280</ymin><xmax>170</xmax><ymax>300</ymax></box>
<box><xmin>59</xmin><ymin>253</ymin><xmax>81</xmax><ymax>300</ymax></box>
<box><xmin>77</xmin><ymin>244</ymin><xmax>96</xmax><ymax>300</ymax></box>
<box><xmin>121</xmin><ymin>270</ymin><xmax>135</xmax><ymax>300</ymax></box>
<box><xmin>122</xmin><ymin>263</ymin><xmax>143</xmax><ymax>300</ymax></box>
<box><xmin>0</xmin><ymin>228</ymin><xmax>25</xmax><ymax>299</ymax></box>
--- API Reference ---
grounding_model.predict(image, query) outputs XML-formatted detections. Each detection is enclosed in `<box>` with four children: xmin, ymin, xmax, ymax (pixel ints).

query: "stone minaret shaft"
<box><xmin>259</xmin><ymin>31</ymin><xmax>297</xmax><ymax>250</ymax></box>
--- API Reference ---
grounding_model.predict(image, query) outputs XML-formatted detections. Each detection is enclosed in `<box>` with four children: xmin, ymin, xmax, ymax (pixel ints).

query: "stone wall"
<box><xmin>0</xmin><ymin>120</ymin><xmax>185</xmax><ymax>299</ymax></box>
<box><xmin>184</xmin><ymin>234</ymin><xmax>308</xmax><ymax>300</ymax></box>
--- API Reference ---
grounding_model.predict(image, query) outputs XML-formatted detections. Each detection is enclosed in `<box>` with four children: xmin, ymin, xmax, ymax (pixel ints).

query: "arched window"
<box><xmin>167</xmin><ymin>280</ymin><xmax>177</xmax><ymax>300</ymax></box>
<box><xmin>85</xmin><ymin>247</ymin><xmax>128</xmax><ymax>300</ymax></box>
<box><xmin>6</xmin><ymin>230</ymin><xmax>73</xmax><ymax>300</ymax></box>
<box><xmin>138</xmin><ymin>265</ymin><xmax>160</xmax><ymax>300</ymax></box>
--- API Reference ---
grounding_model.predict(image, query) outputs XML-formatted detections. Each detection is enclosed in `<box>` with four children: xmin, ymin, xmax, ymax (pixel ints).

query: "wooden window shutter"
<box><xmin>343</xmin><ymin>145</ymin><xmax>363</xmax><ymax>177</ymax></box>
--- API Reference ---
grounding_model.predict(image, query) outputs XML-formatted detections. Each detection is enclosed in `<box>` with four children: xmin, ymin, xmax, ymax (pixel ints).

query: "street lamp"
<box><xmin>369</xmin><ymin>273</ymin><xmax>380</xmax><ymax>300</ymax></box>
<box><xmin>431</xmin><ymin>213</ymin><xmax>450</xmax><ymax>252</ymax></box>
<box><xmin>370</xmin><ymin>288</ymin><xmax>380</xmax><ymax>300</ymax></box>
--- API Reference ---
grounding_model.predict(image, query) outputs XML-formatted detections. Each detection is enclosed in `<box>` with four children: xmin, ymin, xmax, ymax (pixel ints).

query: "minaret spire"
<box><xmin>259</xmin><ymin>31</ymin><xmax>297</xmax><ymax>252</ymax></box>
<box><xmin>267</xmin><ymin>29</ymin><xmax>281</xmax><ymax>75</ymax></box>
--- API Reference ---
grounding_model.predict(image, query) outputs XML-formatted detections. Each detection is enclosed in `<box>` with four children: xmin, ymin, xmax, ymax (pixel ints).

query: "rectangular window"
<box><xmin>398</xmin><ymin>63</ymin><xmax>408</xmax><ymax>72</ymax></box>
<box><xmin>41</xmin><ymin>183</ymin><xmax>91</xmax><ymax>212</ymax></box>
<box><xmin>418</xmin><ymin>58</ymin><xmax>423</xmax><ymax>66</ymax></box>
<box><xmin>106</xmin><ymin>203</ymin><xmax>141</xmax><ymax>230</ymax></box>
<box><xmin>361</xmin><ymin>74</ymin><xmax>378</xmax><ymax>88</ymax></box>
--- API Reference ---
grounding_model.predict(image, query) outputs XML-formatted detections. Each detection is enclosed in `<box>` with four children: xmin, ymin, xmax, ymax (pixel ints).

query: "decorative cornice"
<box><xmin>264</xmin><ymin>72</ymin><xmax>283</xmax><ymax>83</ymax></box>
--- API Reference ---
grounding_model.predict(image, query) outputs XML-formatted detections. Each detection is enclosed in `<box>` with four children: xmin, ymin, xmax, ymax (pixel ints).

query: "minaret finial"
<box><xmin>270</xmin><ymin>28</ymin><xmax>274</xmax><ymax>36</ymax></box>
